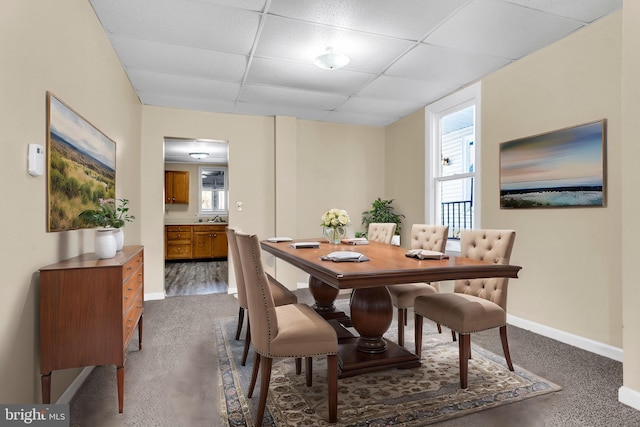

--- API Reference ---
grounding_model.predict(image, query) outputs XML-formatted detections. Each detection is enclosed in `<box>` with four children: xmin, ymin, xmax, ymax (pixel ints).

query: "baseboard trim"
<box><xmin>619</xmin><ymin>386</ymin><xmax>640</xmax><ymax>411</ymax></box>
<box><xmin>507</xmin><ymin>314</ymin><xmax>623</xmax><ymax>362</ymax></box>
<box><xmin>55</xmin><ymin>366</ymin><xmax>94</xmax><ymax>404</ymax></box>
<box><xmin>144</xmin><ymin>291</ymin><xmax>165</xmax><ymax>301</ymax></box>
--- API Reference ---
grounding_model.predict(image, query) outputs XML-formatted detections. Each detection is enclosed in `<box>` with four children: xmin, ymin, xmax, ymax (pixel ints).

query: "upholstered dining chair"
<box><xmin>413</xmin><ymin>229</ymin><xmax>516</xmax><ymax>389</ymax></box>
<box><xmin>367</xmin><ymin>222</ymin><xmax>397</xmax><ymax>244</ymax></box>
<box><xmin>235</xmin><ymin>231</ymin><xmax>339</xmax><ymax>425</ymax></box>
<box><xmin>226</xmin><ymin>227</ymin><xmax>298</xmax><ymax>366</ymax></box>
<box><xmin>386</xmin><ymin>224</ymin><xmax>448</xmax><ymax>347</ymax></box>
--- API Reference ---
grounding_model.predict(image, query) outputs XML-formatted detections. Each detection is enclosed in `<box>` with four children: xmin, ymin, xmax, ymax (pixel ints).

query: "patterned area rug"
<box><xmin>216</xmin><ymin>317</ymin><xmax>561</xmax><ymax>427</ymax></box>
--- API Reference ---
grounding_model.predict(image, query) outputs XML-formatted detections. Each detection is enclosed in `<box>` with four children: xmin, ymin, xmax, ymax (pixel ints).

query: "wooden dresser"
<box><xmin>39</xmin><ymin>245</ymin><xmax>144</xmax><ymax>413</ymax></box>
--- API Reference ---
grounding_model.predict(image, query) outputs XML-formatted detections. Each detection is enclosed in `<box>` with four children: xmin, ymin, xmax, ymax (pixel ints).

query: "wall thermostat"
<box><xmin>28</xmin><ymin>143</ymin><xmax>45</xmax><ymax>176</ymax></box>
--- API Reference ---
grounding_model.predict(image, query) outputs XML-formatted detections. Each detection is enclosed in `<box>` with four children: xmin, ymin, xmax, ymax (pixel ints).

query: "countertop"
<box><xmin>165</xmin><ymin>221</ymin><xmax>228</xmax><ymax>226</ymax></box>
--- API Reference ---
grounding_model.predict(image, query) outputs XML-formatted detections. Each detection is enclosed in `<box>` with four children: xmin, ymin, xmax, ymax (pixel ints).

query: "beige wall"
<box><xmin>620</xmin><ymin>0</ymin><xmax>640</xmax><ymax>398</ymax></box>
<box><xmin>385</xmin><ymin>110</ymin><xmax>427</xmax><ymax>247</ymax></box>
<box><xmin>0</xmin><ymin>0</ymin><xmax>142</xmax><ymax>403</ymax></box>
<box><xmin>481</xmin><ymin>12</ymin><xmax>622</xmax><ymax>347</ymax></box>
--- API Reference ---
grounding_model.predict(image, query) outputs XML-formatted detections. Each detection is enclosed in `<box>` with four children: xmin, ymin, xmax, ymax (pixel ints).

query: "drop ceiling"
<box><xmin>90</xmin><ymin>0</ymin><xmax>621</xmax><ymax>128</ymax></box>
<box><xmin>164</xmin><ymin>137</ymin><xmax>228</xmax><ymax>164</ymax></box>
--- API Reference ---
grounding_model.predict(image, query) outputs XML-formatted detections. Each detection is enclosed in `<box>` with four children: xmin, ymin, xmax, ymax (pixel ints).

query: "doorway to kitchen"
<box><xmin>163</xmin><ymin>137</ymin><xmax>229</xmax><ymax>297</ymax></box>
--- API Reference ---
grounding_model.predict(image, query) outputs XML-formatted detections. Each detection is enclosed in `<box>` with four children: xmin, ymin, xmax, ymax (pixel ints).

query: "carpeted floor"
<box><xmin>68</xmin><ymin>290</ymin><xmax>640</xmax><ymax>427</ymax></box>
<box><xmin>216</xmin><ymin>316</ymin><xmax>561</xmax><ymax>426</ymax></box>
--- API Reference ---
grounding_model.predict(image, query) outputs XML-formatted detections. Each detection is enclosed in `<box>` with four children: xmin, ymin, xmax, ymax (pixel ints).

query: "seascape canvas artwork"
<box><xmin>499</xmin><ymin>120</ymin><xmax>605</xmax><ymax>208</ymax></box>
<box><xmin>47</xmin><ymin>92</ymin><xmax>116</xmax><ymax>231</ymax></box>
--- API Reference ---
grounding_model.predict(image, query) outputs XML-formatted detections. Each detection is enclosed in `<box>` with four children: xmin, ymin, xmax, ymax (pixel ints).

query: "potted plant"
<box><xmin>357</xmin><ymin>198</ymin><xmax>404</xmax><ymax>239</ymax></box>
<box><xmin>79</xmin><ymin>198</ymin><xmax>135</xmax><ymax>256</ymax></box>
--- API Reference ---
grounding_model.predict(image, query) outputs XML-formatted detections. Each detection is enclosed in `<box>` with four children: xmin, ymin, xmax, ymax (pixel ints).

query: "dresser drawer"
<box><xmin>123</xmin><ymin>290</ymin><xmax>143</xmax><ymax>347</ymax></box>
<box><xmin>123</xmin><ymin>267</ymin><xmax>143</xmax><ymax>311</ymax></box>
<box><xmin>122</xmin><ymin>252</ymin><xmax>143</xmax><ymax>282</ymax></box>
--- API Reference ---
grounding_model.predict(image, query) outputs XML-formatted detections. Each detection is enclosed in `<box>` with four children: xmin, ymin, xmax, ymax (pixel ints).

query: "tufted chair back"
<box><xmin>226</xmin><ymin>227</ymin><xmax>248</xmax><ymax>310</ymax></box>
<box><xmin>367</xmin><ymin>223</ymin><xmax>397</xmax><ymax>244</ymax></box>
<box><xmin>454</xmin><ymin>229</ymin><xmax>516</xmax><ymax>310</ymax></box>
<box><xmin>235</xmin><ymin>232</ymin><xmax>277</xmax><ymax>356</ymax></box>
<box><xmin>410</xmin><ymin>224</ymin><xmax>449</xmax><ymax>252</ymax></box>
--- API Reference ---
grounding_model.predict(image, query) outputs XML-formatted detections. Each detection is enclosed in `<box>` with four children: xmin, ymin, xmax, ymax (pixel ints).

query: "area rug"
<box><xmin>216</xmin><ymin>317</ymin><xmax>561</xmax><ymax>427</ymax></box>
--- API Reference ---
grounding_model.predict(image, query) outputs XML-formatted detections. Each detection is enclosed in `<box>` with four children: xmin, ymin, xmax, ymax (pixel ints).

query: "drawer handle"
<box><xmin>124</xmin><ymin>296</ymin><xmax>129</xmax><ymax>300</ymax></box>
<box><xmin>136</xmin><ymin>304</ymin><xmax>143</xmax><ymax>309</ymax></box>
<box><xmin>127</xmin><ymin>287</ymin><xmax>133</xmax><ymax>291</ymax></box>
<box><xmin>126</xmin><ymin>266</ymin><xmax>132</xmax><ymax>270</ymax></box>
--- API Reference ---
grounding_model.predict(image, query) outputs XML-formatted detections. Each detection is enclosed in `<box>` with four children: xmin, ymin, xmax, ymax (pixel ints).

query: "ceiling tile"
<box><xmin>239</xmin><ymin>85</ymin><xmax>349</xmax><ymax>110</ymax></box>
<box><xmin>505</xmin><ymin>0</ymin><xmax>622</xmax><ymax>23</ymax></box>
<box><xmin>245</xmin><ymin>57</ymin><xmax>374</xmax><ymax>94</ymax></box>
<box><xmin>256</xmin><ymin>15</ymin><xmax>414</xmax><ymax>72</ymax></box>
<box><xmin>336</xmin><ymin>97</ymin><xmax>423</xmax><ymax>118</ymax></box>
<box><xmin>139</xmin><ymin>92</ymin><xmax>238</xmax><ymax>114</ymax></box>
<box><xmin>359</xmin><ymin>76</ymin><xmax>460</xmax><ymax>104</ymax></box>
<box><xmin>90</xmin><ymin>0</ymin><xmax>260</xmax><ymax>54</ymax></box>
<box><xmin>110</xmin><ymin>36</ymin><xmax>247</xmax><ymax>82</ymax></box>
<box><xmin>324</xmin><ymin>111</ymin><xmax>397</xmax><ymax>127</ymax></box>
<box><xmin>234</xmin><ymin>101</ymin><xmax>331</xmax><ymax>122</ymax></box>
<box><xmin>386</xmin><ymin>43</ymin><xmax>512</xmax><ymax>85</ymax></box>
<box><xmin>188</xmin><ymin>0</ymin><xmax>267</xmax><ymax>12</ymax></box>
<box><xmin>425</xmin><ymin>0</ymin><xmax>584</xmax><ymax>59</ymax></box>
<box><xmin>128</xmin><ymin>69</ymin><xmax>241</xmax><ymax>101</ymax></box>
<box><xmin>268</xmin><ymin>0</ymin><xmax>469</xmax><ymax>40</ymax></box>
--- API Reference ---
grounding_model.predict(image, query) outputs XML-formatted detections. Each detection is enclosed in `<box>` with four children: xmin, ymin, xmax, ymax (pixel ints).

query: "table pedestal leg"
<box><xmin>308</xmin><ymin>276</ymin><xmax>351</xmax><ymax>325</ymax></box>
<box><xmin>350</xmin><ymin>287</ymin><xmax>392</xmax><ymax>353</ymax></box>
<box><xmin>331</xmin><ymin>285</ymin><xmax>421</xmax><ymax>378</ymax></box>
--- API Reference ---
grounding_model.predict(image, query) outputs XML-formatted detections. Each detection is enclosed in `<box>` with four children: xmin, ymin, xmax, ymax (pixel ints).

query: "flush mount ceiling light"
<box><xmin>189</xmin><ymin>152</ymin><xmax>209</xmax><ymax>159</ymax></box>
<box><xmin>313</xmin><ymin>47</ymin><xmax>350</xmax><ymax>70</ymax></box>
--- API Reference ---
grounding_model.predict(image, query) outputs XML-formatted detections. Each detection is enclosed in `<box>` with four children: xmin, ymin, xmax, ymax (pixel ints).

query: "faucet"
<box><xmin>211</xmin><ymin>215</ymin><xmax>221</xmax><ymax>223</ymax></box>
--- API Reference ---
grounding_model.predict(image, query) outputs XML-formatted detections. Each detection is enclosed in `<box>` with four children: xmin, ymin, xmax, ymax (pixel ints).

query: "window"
<box><xmin>199</xmin><ymin>167</ymin><xmax>227</xmax><ymax>214</ymax></box>
<box><xmin>426</xmin><ymin>83</ymin><xmax>481</xmax><ymax>252</ymax></box>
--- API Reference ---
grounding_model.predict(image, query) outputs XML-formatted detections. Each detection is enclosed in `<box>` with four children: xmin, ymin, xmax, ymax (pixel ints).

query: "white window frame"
<box><xmin>199</xmin><ymin>166</ymin><xmax>228</xmax><ymax>215</ymax></box>
<box><xmin>425</xmin><ymin>82</ymin><xmax>481</xmax><ymax>254</ymax></box>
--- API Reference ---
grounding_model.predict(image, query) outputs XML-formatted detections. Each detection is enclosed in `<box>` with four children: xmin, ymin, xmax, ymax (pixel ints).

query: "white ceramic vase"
<box><xmin>113</xmin><ymin>228</ymin><xmax>124</xmax><ymax>251</ymax></box>
<box><xmin>95</xmin><ymin>228</ymin><xmax>117</xmax><ymax>259</ymax></box>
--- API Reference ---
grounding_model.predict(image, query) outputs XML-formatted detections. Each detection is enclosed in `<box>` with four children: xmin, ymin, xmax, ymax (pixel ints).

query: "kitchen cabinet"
<box><xmin>39</xmin><ymin>246</ymin><xmax>144</xmax><ymax>413</ymax></box>
<box><xmin>164</xmin><ymin>170</ymin><xmax>189</xmax><ymax>204</ymax></box>
<box><xmin>192</xmin><ymin>224</ymin><xmax>228</xmax><ymax>259</ymax></box>
<box><xmin>165</xmin><ymin>225</ymin><xmax>193</xmax><ymax>260</ymax></box>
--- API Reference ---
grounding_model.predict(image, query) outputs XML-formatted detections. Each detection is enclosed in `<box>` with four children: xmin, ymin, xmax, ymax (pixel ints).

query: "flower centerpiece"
<box><xmin>320</xmin><ymin>208</ymin><xmax>350</xmax><ymax>244</ymax></box>
<box><xmin>79</xmin><ymin>198</ymin><xmax>135</xmax><ymax>256</ymax></box>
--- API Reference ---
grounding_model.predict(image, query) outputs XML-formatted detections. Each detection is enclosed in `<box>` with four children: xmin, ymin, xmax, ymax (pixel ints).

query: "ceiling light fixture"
<box><xmin>189</xmin><ymin>152</ymin><xmax>209</xmax><ymax>159</ymax></box>
<box><xmin>313</xmin><ymin>47</ymin><xmax>350</xmax><ymax>70</ymax></box>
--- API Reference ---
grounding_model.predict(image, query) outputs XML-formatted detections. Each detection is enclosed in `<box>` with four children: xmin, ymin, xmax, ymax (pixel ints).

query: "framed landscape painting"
<box><xmin>47</xmin><ymin>92</ymin><xmax>116</xmax><ymax>231</ymax></box>
<box><xmin>499</xmin><ymin>119</ymin><xmax>606</xmax><ymax>209</ymax></box>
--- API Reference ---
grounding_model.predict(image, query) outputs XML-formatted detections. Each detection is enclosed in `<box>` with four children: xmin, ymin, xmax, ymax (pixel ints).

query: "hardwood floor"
<box><xmin>164</xmin><ymin>260</ymin><xmax>228</xmax><ymax>297</ymax></box>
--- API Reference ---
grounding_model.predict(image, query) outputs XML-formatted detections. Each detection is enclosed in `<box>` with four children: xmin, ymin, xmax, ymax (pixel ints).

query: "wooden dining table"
<box><xmin>260</xmin><ymin>239</ymin><xmax>522</xmax><ymax>378</ymax></box>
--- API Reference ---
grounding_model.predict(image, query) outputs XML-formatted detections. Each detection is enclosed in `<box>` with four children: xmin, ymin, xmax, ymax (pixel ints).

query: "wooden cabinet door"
<box><xmin>164</xmin><ymin>171</ymin><xmax>189</xmax><ymax>204</ymax></box>
<box><xmin>212</xmin><ymin>228</ymin><xmax>228</xmax><ymax>258</ymax></box>
<box><xmin>192</xmin><ymin>230</ymin><xmax>213</xmax><ymax>258</ymax></box>
<box><xmin>164</xmin><ymin>172</ymin><xmax>173</xmax><ymax>204</ymax></box>
<box><xmin>171</xmin><ymin>171</ymin><xmax>189</xmax><ymax>204</ymax></box>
